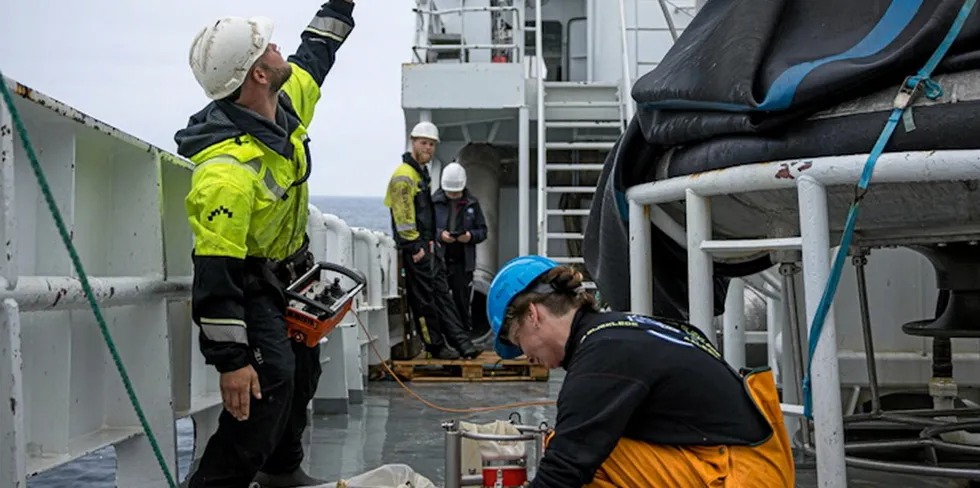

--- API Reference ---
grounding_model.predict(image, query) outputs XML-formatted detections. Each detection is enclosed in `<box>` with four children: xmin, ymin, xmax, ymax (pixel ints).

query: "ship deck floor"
<box><xmin>29</xmin><ymin>370</ymin><xmax>974</xmax><ymax>487</ymax></box>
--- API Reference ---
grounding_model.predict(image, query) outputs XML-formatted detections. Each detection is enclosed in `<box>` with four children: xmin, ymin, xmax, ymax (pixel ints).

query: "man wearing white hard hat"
<box><xmin>173</xmin><ymin>1</ymin><xmax>355</xmax><ymax>487</ymax></box>
<box><xmin>433</xmin><ymin>161</ymin><xmax>489</xmax><ymax>337</ymax></box>
<box><xmin>384</xmin><ymin>122</ymin><xmax>481</xmax><ymax>360</ymax></box>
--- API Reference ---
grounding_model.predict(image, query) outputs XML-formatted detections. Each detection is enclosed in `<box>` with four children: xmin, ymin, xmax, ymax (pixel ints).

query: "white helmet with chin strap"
<box><xmin>189</xmin><ymin>16</ymin><xmax>275</xmax><ymax>100</ymax></box>
<box><xmin>441</xmin><ymin>162</ymin><xmax>467</xmax><ymax>192</ymax></box>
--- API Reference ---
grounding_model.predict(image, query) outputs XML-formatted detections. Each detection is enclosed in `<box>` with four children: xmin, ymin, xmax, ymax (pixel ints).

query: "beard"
<box><xmin>265</xmin><ymin>63</ymin><xmax>293</xmax><ymax>94</ymax></box>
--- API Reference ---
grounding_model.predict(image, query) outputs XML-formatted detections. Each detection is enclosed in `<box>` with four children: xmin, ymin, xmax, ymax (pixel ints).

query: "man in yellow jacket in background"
<box><xmin>173</xmin><ymin>1</ymin><xmax>355</xmax><ymax>486</ymax></box>
<box><xmin>384</xmin><ymin>122</ymin><xmax>481</xmax><ymax>360</ymax></box>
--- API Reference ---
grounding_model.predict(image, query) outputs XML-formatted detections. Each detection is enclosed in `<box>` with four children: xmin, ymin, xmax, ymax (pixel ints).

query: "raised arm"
<box><xmin>281</xmin><ymin>0</ymin><xmax>356</xmax><ymax>127</ymax></box>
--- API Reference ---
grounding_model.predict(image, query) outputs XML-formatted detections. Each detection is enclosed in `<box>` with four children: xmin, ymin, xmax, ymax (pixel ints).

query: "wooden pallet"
<box><xmin>389</xmin><ymin>351</ymin><xmax>549</xmax><ymax>382</ymax></box>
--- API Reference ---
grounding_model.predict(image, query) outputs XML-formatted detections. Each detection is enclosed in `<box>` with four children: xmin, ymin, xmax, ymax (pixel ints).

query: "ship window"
<box><xmin>525</xmin><ymin>20</ymin><xmax>563</xmax><ymax>81</ymax></box>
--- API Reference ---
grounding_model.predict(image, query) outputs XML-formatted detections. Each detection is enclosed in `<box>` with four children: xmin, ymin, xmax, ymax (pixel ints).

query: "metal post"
<box><xmin>853</xmin><ymin>253</ymin><xmax>882</xmax><ymax>415</ymax></box>
<box><xmin>796</xmin><ymin>175</ymin><xmax>847</xmax><ymax>487</ymax></box>
<box><xmin>617</xmin><ymin>0</ymin><xmax>635</xmax><ymax>121</ymax></box>
<box><xmin>0</xmin><ymin>98</ymin><xmax>16</xmax><ymax>290</ymax></box>
<box><xmin>534</xmin><ymin>431</ymin><xmax>545</xmax><ymax>467</ymax></box>
<box><xmin>444</xmin><ymin>421</ymin><xmax>462</xmax><ymax>488</ymax></box>
<box><xmin>629</xmin><ymin>200</ymin><xmax>653</xmax><ymax>315</ymax></box>
<box><xmin>765</xmin><ymin>283</ymin><xmax>780</xmax><ymax>383</ymax></box>
<box><xmin>516</xmin><ymin>3</ymin><xmax>525</xmax><ymax>63</ymax></box>
<box><xmin>518</xmin><ymin>106</ymin><xmax>530</xmax><ymax>256</ymax></box>
<box><xmin>586</xmin><ymin>0</ymin><xmax>594</xmax><ymax>82</ymax></box>
<box><xmin>685</xmin><ymin>189</ymin><xmax>715</xmax><ymax>342</ymax></box>
<box><xmin>0</xmin><ymin>299</ymin><xmax>25</xmax><ymax>487</ymax></box>
<box><xmin>534</xmin><ymin>0</ymin><xmax>546</xmax><ymax>256</ymax></box>
<box><xmin>723</xmin><ymin>278</ymin><xmax>746</xmax><ymax>369</ymax></box>
<box><xmin>779</xmin><ymin>263</ymin><xmax>811</xmax><ymax>448</ymax></box>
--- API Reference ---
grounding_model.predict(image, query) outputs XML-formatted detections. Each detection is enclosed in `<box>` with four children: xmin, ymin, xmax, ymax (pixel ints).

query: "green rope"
<box><xmin>0</xmin><ymin>71</ymin><xmax>177</xmax><ymax>488</ymax></box>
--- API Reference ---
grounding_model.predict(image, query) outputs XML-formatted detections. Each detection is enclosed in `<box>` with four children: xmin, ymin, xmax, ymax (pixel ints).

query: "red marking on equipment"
<box><xmin>483</xmin><ymin>460</ymin><xmax>528</xmax><ymax>488</ymax></box>
<box><xmin>774</xmin><ymin>163</ymin><xmax>794</xmax><ymax>179</ymax></box>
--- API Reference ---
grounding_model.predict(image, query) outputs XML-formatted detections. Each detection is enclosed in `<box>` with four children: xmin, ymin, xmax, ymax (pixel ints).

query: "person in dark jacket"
<box><xmin>486</xmin><ymin>255</ymin><xmax>796</xmax><ymax>488</ymax></box>
<box><xmin>433</xmin><ymin>162</ymin><xmax>488</xmax><ymax>334</ymax></box>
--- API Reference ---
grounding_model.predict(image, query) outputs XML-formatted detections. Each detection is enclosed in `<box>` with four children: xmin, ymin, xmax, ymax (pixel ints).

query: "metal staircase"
<box><xmin>528</xmin><ymin>0</ymin><xmax>632</xmax><ymax>290</ymax></box>
<box><xmin>535</xmin><ymin>81</ymin><xmax>625</xmax><ymax>268</ymax></box>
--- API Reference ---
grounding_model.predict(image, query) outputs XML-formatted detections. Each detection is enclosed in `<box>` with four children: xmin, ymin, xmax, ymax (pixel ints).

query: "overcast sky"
<box><xmin>0</xmin><ymin>0</ymin><xmax>411</xmax><ymax>197</ymax></box>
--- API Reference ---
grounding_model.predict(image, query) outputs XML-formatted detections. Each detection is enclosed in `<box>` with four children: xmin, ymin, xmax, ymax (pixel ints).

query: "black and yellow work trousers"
<box><xmin>403</xmin><ymin>243</ymin><xmax>477</xmax><ymax>356</ymax></box>
<box><xmin>188</xmin><ymin>267</ymin><xmax>322</xmax><ymax>488</ymax></box>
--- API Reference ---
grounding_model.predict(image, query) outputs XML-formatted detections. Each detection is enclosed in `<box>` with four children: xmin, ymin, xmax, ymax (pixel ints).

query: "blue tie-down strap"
<box><xmin>802</xmin><ymin>0</ymin><xmax>977</xmax><ymax>420</ymax></box>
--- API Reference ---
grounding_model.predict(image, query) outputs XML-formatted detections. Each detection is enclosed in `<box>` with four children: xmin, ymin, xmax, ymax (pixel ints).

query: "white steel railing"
<box><xmin>0</xmin><ymin>75</ymin><xmax>400</xmax><ymax>487</ymax></box>
<box><xmin>625</xmin><ymin>149</ymin><xmax>980</xmax><ymax>487</ymax></box>
<box><xmin>534</xmin><ymin>0</ymin><xmax>545</xmax><ymax>256</ymax></box>
<box><xmin>617</xmin><ymin>0</ymin><xmax>636</xmax><ymax>122</ymax></box>
<box><xmin>412</xmin><ymin>0</ymin><xmax>524</xmax><ymax>64</ymax></box>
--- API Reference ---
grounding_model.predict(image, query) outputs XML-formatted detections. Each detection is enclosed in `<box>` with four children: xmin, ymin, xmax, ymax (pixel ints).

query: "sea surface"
<box><xmin>309</xmin><ymin>195</ymin><xmax>391</xmax><ymax>236</ymax></box>
<box><xmin>27</xmin><ymin>196</ymin><xmax>389</xmax><ymax>488</ymax></box>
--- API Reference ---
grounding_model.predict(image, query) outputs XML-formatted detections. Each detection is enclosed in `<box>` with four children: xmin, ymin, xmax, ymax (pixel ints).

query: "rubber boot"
<box><xmin>251</xmin><ymin>466</ymin><xmax>326</xmax><ymax>488</ymax></box>
<box><xmin>459</xmin><ymin>345</ymin><xmax>481</xmax><ymax>360</ymax></box>
<box><xmin>429</xmin><ymin>345</ymin><xmax>461</xmax><ymax>360</ymax></box>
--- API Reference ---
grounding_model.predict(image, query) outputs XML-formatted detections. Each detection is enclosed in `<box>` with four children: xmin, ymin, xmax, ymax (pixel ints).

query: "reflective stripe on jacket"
<box><xmin>173</xmin><ymin>0</ymin><xmax>355</xmax><ymax>373</ymax></box>
<box><xmin>384</xmin><ymin>153</ymin><xmax>435</xmax><ymax>254</ymax></box>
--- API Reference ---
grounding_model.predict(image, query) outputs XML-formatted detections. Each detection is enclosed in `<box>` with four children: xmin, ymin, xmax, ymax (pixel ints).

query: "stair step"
<box><xmin>546</xmin><ymin>186</ymin><xmax>596</xmax><ymax>194</ymax></box>
<box><xmin>546</xmin><ymin>232</ymin><xmax>585</xmax><ymax>240</ymax></box>
<box><xmin>550</xmin><ymin>256</ymin><xmax>585</xmax><ymax>264</ymax></box>
<box><xmin>545</xmin><ymin>121</ymin><xmax>622</xmax><ymax>129</ymax></box>
<box><xmin>545</xmin><ymin>141</ymin><xmax>616</xmax><ymax>150</ymax></box>
<box><xmin>543</xmin><ymin>81</ymin><xmax>621</xmax><ymax>89</ymax></box>
<box><xmin>544</xmin><ymin>101</ymin><xmax>621</xmax><ymax>108</ymax></box>
<box><xmin>546</xmin><ymin>163</ymin><xmax>605</xmax><ymax>171</ymax></box>
<box><xmin>546</xmin><ymin>209</ymin><xmax>590</xmax><ymax>216</ymax></box>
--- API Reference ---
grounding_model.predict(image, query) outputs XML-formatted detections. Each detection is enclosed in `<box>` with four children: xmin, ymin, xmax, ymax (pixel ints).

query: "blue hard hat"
<box><xmin>486</xmin><ymin>254</ymin><xmax>559</xmax><ymax>359</ymax></box>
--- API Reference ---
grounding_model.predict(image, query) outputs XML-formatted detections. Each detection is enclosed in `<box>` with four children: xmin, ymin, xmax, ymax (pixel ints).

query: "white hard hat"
<box><xmin>189</xmin><ymin>16</ymin><xmax>275</xmax><ymax>100</ymax></box>
<box><xmin>410</xmin><ymin>121</ymin><xmax>440</xmax><ymax>142</ymax></box>
<box><xmin>441</xmin><ymin>162</ymin><xmax>467</xmax><ymax>192</ymax></box>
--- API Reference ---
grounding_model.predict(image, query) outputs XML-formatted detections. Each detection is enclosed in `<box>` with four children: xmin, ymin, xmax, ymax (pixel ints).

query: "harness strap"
<box><xmin>801</xmin><ymin>0</ymin><xmax>977</xmax><ymax>420</ymax></box>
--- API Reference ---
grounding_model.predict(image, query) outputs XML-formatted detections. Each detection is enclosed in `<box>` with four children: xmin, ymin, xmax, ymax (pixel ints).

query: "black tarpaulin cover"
<box><xmin>584</xmin><ymin>0</ymin><xmax>980</xmax><ymax>318</ymax></box>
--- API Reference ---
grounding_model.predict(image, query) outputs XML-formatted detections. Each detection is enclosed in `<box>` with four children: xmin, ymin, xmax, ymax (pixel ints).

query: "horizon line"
<box><xmin>310</xmin><ymin>194</ymin><xmax>384</xmax><ymax>199</ymax></box>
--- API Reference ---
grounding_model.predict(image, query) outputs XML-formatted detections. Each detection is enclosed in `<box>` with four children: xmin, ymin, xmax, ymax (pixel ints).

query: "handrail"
<box><xmin>414</xmin><ymin>6</ymin><xmax>518</xmax><ymax>14</ymax></box>
<box><xmin>412</xmin><ymin>0</ymin><xmax>523</xmax><ymax>64</ymax></box>
<box><xmin>535</xmin><ymin>0</ymin><xmax>546</xmax><ymax>256</ymax></box>
<box><xmin>617</xmin><ymin>0</ymin><xmax>635</xmax><ymax>121</ymax></box>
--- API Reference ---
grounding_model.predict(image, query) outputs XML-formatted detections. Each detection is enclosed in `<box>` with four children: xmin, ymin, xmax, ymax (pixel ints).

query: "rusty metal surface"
<box><xmin>1</xmin><ymin>75</ymin><xmax>193</xmax><ymax>171</ymax></box>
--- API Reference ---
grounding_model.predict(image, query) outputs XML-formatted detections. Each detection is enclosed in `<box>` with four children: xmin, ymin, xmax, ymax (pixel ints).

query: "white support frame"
<box><xmin>626</xmin><ymin>149</ymin><xmax>980</xmax><ymax>487</ymax></box>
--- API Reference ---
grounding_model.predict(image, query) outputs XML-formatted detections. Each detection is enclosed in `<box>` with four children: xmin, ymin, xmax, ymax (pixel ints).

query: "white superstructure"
<box><xmin>404</xmin><ymin>0</ymin><xmax>694</xmax><ymax>289</ymax></box>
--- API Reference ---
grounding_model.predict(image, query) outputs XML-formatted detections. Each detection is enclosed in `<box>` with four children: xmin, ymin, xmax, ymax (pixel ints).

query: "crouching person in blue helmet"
<box><xmin>486</xmin><ymin>255</ymin><xmax>796</xmax><ymax>488</ymax></box>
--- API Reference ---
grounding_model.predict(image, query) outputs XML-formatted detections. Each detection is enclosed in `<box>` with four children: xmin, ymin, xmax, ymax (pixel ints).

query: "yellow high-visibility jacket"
<box><xmin>174</xmin><ymin>0</ymin><xmax>355</xmax><ymax>373</ymax></box>
<box><xmin>384</xmin><ymin>153</ymin><xmax>437</xmax><ymax>255</ymax></box>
